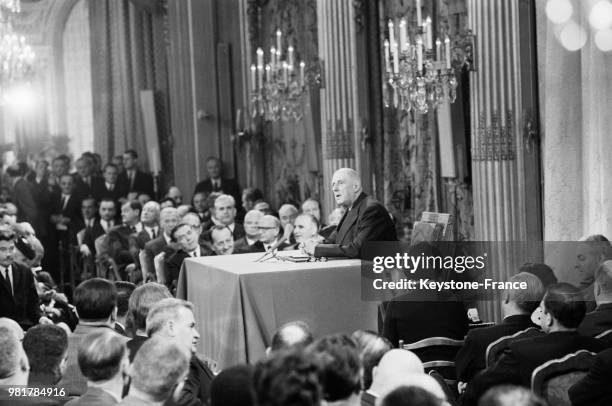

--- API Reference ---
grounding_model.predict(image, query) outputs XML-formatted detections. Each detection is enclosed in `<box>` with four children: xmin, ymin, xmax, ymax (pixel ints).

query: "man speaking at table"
<box><xmin>303</xmin><ymin>168</ymin><xmax>397</xmax><ymax>259</ymax></box>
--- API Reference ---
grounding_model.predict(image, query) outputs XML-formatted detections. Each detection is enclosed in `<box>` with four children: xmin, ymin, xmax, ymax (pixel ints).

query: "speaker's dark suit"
<box><xmin>117</xmin><ymin>170</ymin><xmax>155</xmax><ymax>197</ymax></box>
<box><xmin>578</xmin><ymin>303</ymin><xmax>612</xmax><ymax>337</ymax></box>
<box><xmin>569</xmin><ymin>347</ymin><xmax>612</xmax><ymax>406</ymax></box>
<box><xmin>0</xmin><ymin>262</ymin><xmax>41</xmax><ymax>329</ymax></box>
<box><xmin>193</xmin><ymin>177</ymin><xmax>241</xmax><ymax>202</ymax></box>
<box><xmin>455</xmin><ymin>314</ymin><xmax>537</xmax><ymax>382</ymax></box>
<box><xmin>91</xmin><ymin>177</ymin><xmax>128</xmax><ymax>202</ymax></box>
<box><xmin>464</xmin><ymin>331</ymin><xmax>607</xmax><ymax>404</ymax></box>
<box><xmin>314</xmin><ymin>192</ymin><xmax>397</xmax><ymax>259</ymax></box>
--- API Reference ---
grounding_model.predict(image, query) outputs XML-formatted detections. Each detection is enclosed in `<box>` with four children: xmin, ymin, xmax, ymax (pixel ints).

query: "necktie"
<box><xmin>129</xmin><ymin>172</ymin><xmax>135</xmax><ymax>190</ymax></box>
<box><xmin>61</xmin><ymin>196</ymin><xmax>67</xmax><ymax>210</ymax></box>
<box><xmin>192</xmin><ymin>251</ymin><xmax>198</xmax><ymax>257</ymax></box>
<box><xmin>3</xmin><ymin>268</ymin><xmax>12</xmax><ymax>295</ymax></box>
<box><xmin>151</xmin><ymin>228</ymin><xmax>157</xmax><ymax>239</ymax></box>
<box><xmin>213</xmin><ymin>180</ymin><xmax>219</xmax><ymax>191</ymax></box>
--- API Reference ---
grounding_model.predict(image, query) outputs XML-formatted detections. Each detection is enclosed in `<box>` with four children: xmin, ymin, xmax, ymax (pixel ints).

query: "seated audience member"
<box><xmin>22</xmin><ymin>324</ymin><xmax>68</xmax><ymax>386</ymax></box>
<box><xmin>382</xmin><ymin>243</ymin><xmax>469</xmax><ymax>346</ymax></box>
<box><xmin>0</xmin><ymin>324</ymin><xmax>30</xmax><ymax>400</ymax></box>
<box><xmin>65</xmin><ymin>330</ymin><xmax>129</xmax><ymax>406</ymax></box>
<box><xmin>234</xmin><ymin>209</ymin><xmax>263</xmax><ymax>253</ymax></box>
<box><xmin>176</xmin><ymin>204</ymin><xmax>193</xmax><ymax>218</ymax></box>
<box><xmin>165</xmin><ymin>222</ymin><xmax>211</xmax><ymax>292</ymax></box>
<box><xmin>268</xmin><ymin>320</ymin><xmax>314</xmax><ymax>355</ymax></box>
<box><xmin>456</xmin><ymin>272</ymin><xmax>544</xmax><ymax>383</ymax></box>
<box><xmin>478</xmin><ymin>385</ymin><xmax>547</xmax><ymax>406</ymax></box>
<box><xmin>92</xmin><ymin>163</ymin><xmax>128</xmax><ymax>203</ymax></box>
<box><xmin>320</xmin><ymin>206</ymin><xmax>347</xmax><ymax>239</ymax></box>
<box><xmin>210</xmin><ymin>364</ymin><xmax>255</xmax><ymax>406</ymax></box>
<box><xmin>159</xmin><ymin>197</ymin><xmax>175</xmax><ymax>209</ymax></box>
<box><xmin>351</xmin><ymin>330</ymin><xmax>392</xmax><ymax>391</ymax></box>
<box><xmin>59</xmin><ymin>278</ymin><xmax>128</xmax><ymax>396</ymax></box>
<box><xmin>114</xmin><ymin>281</ymin><xmax>135</xmax><ymax>336</ymax></box>
<box><xmin>142</xmin><ymin>207</ymin><xmax>180</xmax><ymax>282</ymax></box>
<box><xmin>301</xmin><ymin>198</ymin><xmax>322</xmax><ymax>222</ymax></box>
<box><xmin>205</xmin><ymin>194</ymin><xmax>244</xmax><ymax>241</ymax></box>
<box><xmin>146</xmin><ymin>298</ymin><xmax>215</xmax><ymax>406</ymax></box>
<box><xmin>0</xmin><ymin>230</ymin><xmax>49</xmax><ymax>329</ymax></box>
<box><xmin>579</xmin><ymin>259</ymin><xmax>612</xmax><ymax>336</ymax></box>
<box><xmin>136</xmin><ymin>201</ymin><xmax>160</xmax><ymax>249</ymax></box>
<box><xmin>380</xmin><ymin>386</ymin><xmax>444</xmax><ymax>406</ymax></box>
<box><xmin>574</xmin><ymin>237</ymin><xmax>612</xmax><ymax>310</ymax></box>
<box><xmin>306</xmin><ymin>334</ymin><xmax>361</xmax><ymax>405</ymax></box>
<box><xmin>81</xmin><ymin>198</ymin><xmax>117</xmax><ymax>257</ymax></box>
<box><xmin>463</xmin><ymin>283</ymin><xmax>608</xmax><ymax>404</ymax></box>
<box><xmin>210</xmin><ymin>226</ymin><xmax>235</xmax><ymax>255</ymax></box>
<box><xmin>78</xmin><ymin>196</ymin><xmax>98</xmax><ymax>233</ymax></box>
<box><xmin>192</xmin><ymin>191</ymin><xmax>210</xmax><ymax>223</ymax></box>
<box><xmin>194</xmin><ymin>156</ymin><xmax>241</xmax><ymax>202</ymax></box>
<box><xmin>520</xmin><ymin>262</ymin><xmax>558</xmax><ymax>288</ymax></box>
<box><xmin>118</xmin><ymin>200</ymin><xmax>143</xmax><ymax>235</ymax></box>
<box><xmin>253</xmin><ymin>350</ymin><xmax>322</xmax><ymax>406</ymax></box>
<box><xmin>278</xmin><ymin>204</ymin><xmax>298</xmax><ymax>241</ymax></box>
<box><xmin>568</xmin><ymin>347</ymin><xmax>612</xmax><ymax>406</ymax></box>
<box><xmin>119</xmin><ymin>336</ymin><xmax>189</xmax><ymax>406</ymax></box>
<box><xmin>166</xmin><ymin>186</ymin><xmax>183</xmax><ymax>206</ymax></box>
<box><xmin>126</xmin><ymin>283</ymin><xmax>172</xmax><ymax>361</ymax></box>
<box><xmin>242</xmin><ymin>188</ymin><xmax>264</xmax><ymax>212</ymax></box>
<box><xmin>286</xmin><ymin>213</ymin><xmax>323</xmax><ymax>250</ymax></box>
<box><xmin>251</xmin><ymin>215</ymin><xmax>291</xmax><ymax>253</ymax></box>
<box><xmin>254</xmin><ymin>201</ymin><xmax>273</xmax><ymax>216</ymax></box>
<box><xmin>362</xmin><ymin>349</ymin><xmax>424</xmax><ymax>406</ymax></box>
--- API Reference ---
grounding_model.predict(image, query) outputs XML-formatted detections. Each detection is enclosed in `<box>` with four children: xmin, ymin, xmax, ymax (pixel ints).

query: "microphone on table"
<box><xmin>255</xmin><ymin>232</ymin><xmax>291</xmax><ymax>263</ymax></box>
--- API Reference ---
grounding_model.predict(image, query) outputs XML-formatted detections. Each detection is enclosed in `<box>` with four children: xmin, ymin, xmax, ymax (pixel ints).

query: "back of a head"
<box><xmin>378</xmin><ymin>374</ymin><xmax>445</xmax><ymax>405</ymax></box>
<box><xmin>381</xmin><ymin>385</ymin><xmax>442</xmax><ymax>406</ymax></box>
<box><xmin>519</xmin><ymin>263</ymin><xmax>558</xmax><ymax>288</ymax></box>
<box><xmin>22</xmin><ymin>324</ymin><xmax>68</xmax><ymax>379</ymax></box>
<box><xmin>253</xmin><ymin>350</ymin><xmax>322</xmax><ymax>406</ymax></box>
<box><xmin>306</xmin><ymin>334</ymin><xmax>361</xmax><ymax>402</ymax></box>
<box><xmin>544</xmin><ymin>283</ymin><xmax>586</xmax><ymax>328</ymax></box>
<box><xmin>0</xmin><ymin>326</ymin><xmax>26</xmax><ymax>381</ymax></box>
<box><xmin>504</xmin><ymin>272</ymin><xmax>545</xmax><ymax>314</ymax></box>
<box><xmin>478</xmin><ymin>385</ymin><xmax>547</xmax><ymax>406</ymax></box>
<box><xmin>351</xmin><ymin>330</ymin><xmax>392</xmax><ymax>390</ymax></box>
<box><xmin>595</xmin><ymin>260</ymin><xmax>612</xmax><ymax>297</ymax></box>
<box><xmin>146</xmin><ymin>298</ymin><xmax>193</xmax><ymax>337</ymax></box>
<box><xmin>78</xmin><ymin>330</ymin><xmax>127</xmax><ymax>382</ymax></box>
<box><xmin>210</xmin><ymin>364</ymin><xmax>255</xmax><ymax>406</ymax></box>
<box><xmin>375</xmin><ymin>349</ymin><xmax>425</xmax><ymax>383</ymax></box>
<box><xmin>131</xmin><ymin>336</ymin><xmax>190</xmax><ymax>402</ymax></box>
<box><xmin>74</xmin><ymin>278</ymin><xmax>117</xmax><ymax>321</ymax></box>
<box><xmin>128</xmin><ymin>283</ymin><xmax>172</xmax><ymax>332</ymax></box>
<box><xmin>270</xmin><ymin>321</ymin><xmax>314</xmax><ymax>353</ymax></box>
<box><xmin>115</xmin><ymin>281</ymin><xmax>136</xmax><ymax>318</ymax></box>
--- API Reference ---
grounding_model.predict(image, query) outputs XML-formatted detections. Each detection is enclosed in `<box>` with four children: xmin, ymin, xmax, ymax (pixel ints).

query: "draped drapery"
<box><xmin>537</xmin><ymin>0</ymin><xmax>612</xmax><ymax>240</ymax></box>
<box><xmin>89</xmin><ymin>0</ymin><xmax>172</xmax><ymax>185</ymax></box>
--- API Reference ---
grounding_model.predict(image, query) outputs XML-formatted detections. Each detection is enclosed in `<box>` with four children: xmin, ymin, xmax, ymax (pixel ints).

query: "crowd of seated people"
<box><xmin>2</xmin><ymin>149</ymin><xmax>612</xmax><ymax>405</ymax></box>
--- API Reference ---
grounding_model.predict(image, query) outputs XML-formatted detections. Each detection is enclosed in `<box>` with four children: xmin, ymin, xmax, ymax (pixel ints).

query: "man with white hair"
<box><xmin>137</xmin><ymin>201</ymin><xmax>161</xmax><ymax>247</ymax></box>
<box><xmin>146</xmin><ymin>298</ymin><xmax>214</xmax><ymax>406</ymax></box>
<box><xmin>0</xmin><ymin>324</ymin><xmax>30</xmax><ymax>399</ymax></box>
<box><xmin>303</xmin><ymin>168</ymin><xmax>397</xmax><ymax>258</ymax></box>
<box><xmin>142</xmin><ymin>207</ymin><xmax>180</xmax><ymax>282</ymax></box>
<box><xmin>234</xmin><ymin>209</ymin><xmax>262</xmax><ymax>253</ymax></box>
<box><xmin>362</xmin><ymin>349</ymin><xmax>425</xmax><ymax>406</ymax></box>
<box><xmin>579</xmin><ymin>259</ymin><xmax>612</xmax><ymax>336</ymax></box>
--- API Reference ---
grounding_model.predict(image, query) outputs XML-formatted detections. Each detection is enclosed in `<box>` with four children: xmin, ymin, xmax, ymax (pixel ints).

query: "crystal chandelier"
<box><xmin>384</xmin><ymin>8</ymin><xmax>460</xmax><ymax>115</ymax></box>
<box><xmin>0</xmin><ymin>0</ymin><xmax>35</xmax><ymax>98</ymax></box>
<box><xmin>249</xmin><ymin>30</ymin><xmax>309</xmax><ymax>122</ymax></box>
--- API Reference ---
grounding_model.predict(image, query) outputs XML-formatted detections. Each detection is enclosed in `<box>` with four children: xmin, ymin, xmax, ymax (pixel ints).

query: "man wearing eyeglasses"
<box><xmin>164</xmin><ymin>223</ymin><xmax>212</xmax><ymax>293</ymax></box>
<box><xmin>241</xmin><ymin>215</ymin><xmax>291</xmax><ymax>253</ymax></box>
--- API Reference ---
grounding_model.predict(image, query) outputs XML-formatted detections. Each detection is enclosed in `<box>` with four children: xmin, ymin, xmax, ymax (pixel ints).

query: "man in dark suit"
<box><xmin>165</xmin><ymin>223</ymin><xmax>212</xmax><ymax>293</ymax></box>
<box><xmin>579</xmin><ymin>259</ymin><xmax>612</xmax><ymax>336</ymax></box>
<box><xmin>0</xmin><ymin>230</ymin><xmax>49</xmax><ymax>329</ymax></box>
<box><xmin>237</xmin><ymin>215</ymin><xmax>291</xmax><ymax>253</ymax></box>
<box><xmin>142</xmin><ymin>207</ymin><xmax>180</xmax><ymax>282</ymax></box>
<box><xmin>135</xmin><ymin>201</ymin><xmax>160</xmax><ymax>249</ymax></box>
<box><xmin>201</xmin><ymin>194</ymin><xmax>245</xmax><ymax>242</ymax></box>
<box><xmin>455</xmin><ymin>272</ymin><xmax>544</xmax><ymax>384</ymax></box>
<box><xmin>233</xmin><ymin>209</ymin><xmax>262</xmax><ymax>253</ymax></box>
<box><xmin>463</xmin><ymin>283</ymin><xmax>608</xmax><ymax>404</ymax></box>
<box><xmin>116</xmin><ymin>149</ymin><xmax>155</xmax><ymax>198</ymax></box>
<box><xmin>91</xmin><ymin>163</ymin><xmax>128</xmax><ymax>203</ymax></box>
<box><xmin>193</xmin><ymin>156</ymin><xmax>241</xmax><ymax>205</ymax></box>
<box><xmin>304</xmin><ymin>168</ymin><xmax>397</xmax><ymax>259</ymax></box>
<box><xmin>64</xmin><ymin>329</ymin><xmax>128</xmax><ymax>406</ymax></box>
<box><xmin>50</xmin><ymin>174</ymin><xmax>83</xmax><ymax>231</ymax></box>
<box><xmin>6</xmin><ymin>165</ymin><xmax>39</xmax><ymax>231</ymax></box>
<box><xmin>569</xmin><ymin>347</ymin><xmax>612</xmax><ymax>406</ymax></box>
<box><xmin>80</xmin><ymin>198</ymin><xmax>117</xmax><ymax>257</ymax></box>
<box><xmin>73</xmin><ymin>155</ymin><xmax>101</xmax><ymax>199</ymax></box>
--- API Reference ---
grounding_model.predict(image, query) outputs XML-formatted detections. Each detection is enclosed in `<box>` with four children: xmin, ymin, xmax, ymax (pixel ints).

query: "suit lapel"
<box><xmin>9</xmin><ymin>264</ymin><xmax>19</xmax><ymax>297</ymax></box>
<box><xmin>336</xmin><ymin>193</ymin><xmax>366</xmax><ymax>244</ymax></box>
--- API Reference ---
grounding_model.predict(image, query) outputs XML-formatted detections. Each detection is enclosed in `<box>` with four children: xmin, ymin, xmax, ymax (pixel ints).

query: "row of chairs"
<box><xmin>399</xmin><ymin>328</ymin><xmax>612</xmax><ymax>406</ymax></box>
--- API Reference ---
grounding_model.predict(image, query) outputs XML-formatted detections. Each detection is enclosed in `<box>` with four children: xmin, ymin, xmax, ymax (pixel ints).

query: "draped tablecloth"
<box><xmin>176</xmin><ymin>251</ymin><xmax>377</xmax><ymax>370</ymax></box>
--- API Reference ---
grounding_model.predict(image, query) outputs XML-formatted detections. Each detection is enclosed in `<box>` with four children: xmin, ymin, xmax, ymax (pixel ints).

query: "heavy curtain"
<box><xmin>537</xmin><ymin>0</ymin><xmax>612</xmax><ymax>240</ymax></box>
<box><xmin>89</xmin><ymin>0</ymin><xmax>172</xmax><ymax>185</ymax></box>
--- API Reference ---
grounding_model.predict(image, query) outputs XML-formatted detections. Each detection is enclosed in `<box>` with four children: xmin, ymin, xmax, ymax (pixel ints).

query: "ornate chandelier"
<box><xmin>383</xmin><ymin>5</ymin><xmax>470</xmax><ymax>115</ymax></box>
<box><xmin>249</xmin><ymin>30</ymin><xmax>309</xmax><ymax>122</ymax></box>
<box><xmin>0</xmin><ymin>0</ymin><xmax>35</xmax><ymax>98</ymax></box>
